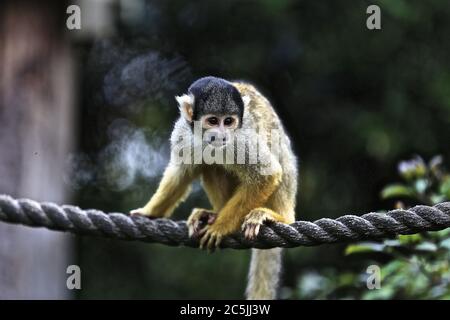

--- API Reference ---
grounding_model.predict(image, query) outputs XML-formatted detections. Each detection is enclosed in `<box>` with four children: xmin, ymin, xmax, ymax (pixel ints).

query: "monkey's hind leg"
<box><xmin>242</xmin><ymin>208</ymin><xmax>288</xmax><ymax>240</ymax></box>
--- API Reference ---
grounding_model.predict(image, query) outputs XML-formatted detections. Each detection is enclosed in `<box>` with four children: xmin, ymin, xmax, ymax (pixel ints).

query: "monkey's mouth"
<box><xmin>205</xmin><ymin>135</ymin><xmax>231</xmax><ymax>148</ymax></box>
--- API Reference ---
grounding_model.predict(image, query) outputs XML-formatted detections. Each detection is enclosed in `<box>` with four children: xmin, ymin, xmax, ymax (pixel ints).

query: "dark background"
<box><xmin>1</xmin><ymin>0</ymin><xmax>449</xmax><ymax>299</ymax></box>
<box><xmin>72</xmin><ymin>0</ymin><xmax>450</xmax><ymax>298</ymax></box>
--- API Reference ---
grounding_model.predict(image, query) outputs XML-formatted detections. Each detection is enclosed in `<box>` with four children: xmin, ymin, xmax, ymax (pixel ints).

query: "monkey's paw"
<box><xmin>242</xmin><ymin>209</ymin><xmax>275</xmax><ymax>240</ymax></box>
<box><xmin>187</xmin><ymin>208</ymin><xmax>217</xmax><ymax>238</ymax></box>
<box><xmin>199</xmin><ymin>226</ymin><xmax>225</xmax><ymax>252</ymax></box>
<box><xmin>130</xmin><ymin>207</ymin><xmax>147</xmax><ymax>216</ymax></box>
<box><xmin>129</xmin><ymin>207</ymin><xmax>158</xmax><ymax>218</ymax></box>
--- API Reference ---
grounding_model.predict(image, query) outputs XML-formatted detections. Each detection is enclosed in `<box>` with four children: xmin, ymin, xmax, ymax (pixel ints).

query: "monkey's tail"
<box><xmin>245</xmin><ymin>248</ymin><xmax>282</xmax><ymax>300</ymax></box>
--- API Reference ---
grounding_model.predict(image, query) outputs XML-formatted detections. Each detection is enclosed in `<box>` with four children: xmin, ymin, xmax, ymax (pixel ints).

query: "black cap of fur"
<box><xmin>188</xmin><ymin>76</ymin><xmax>244</xmax><ymax>124</ymax></box>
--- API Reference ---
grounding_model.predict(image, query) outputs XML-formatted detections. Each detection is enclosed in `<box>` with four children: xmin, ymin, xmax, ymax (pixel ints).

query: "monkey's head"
<box><xmin>175</xmin><ymin>76</ymin><xmax>250</xmax><ymax>148</ymax></box>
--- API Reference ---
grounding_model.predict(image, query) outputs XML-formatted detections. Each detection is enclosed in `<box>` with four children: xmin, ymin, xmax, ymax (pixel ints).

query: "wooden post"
<box><xmin>0</xmin><ymin>1</ymin><xmax>75</xmax><ymax>299</ymax></box>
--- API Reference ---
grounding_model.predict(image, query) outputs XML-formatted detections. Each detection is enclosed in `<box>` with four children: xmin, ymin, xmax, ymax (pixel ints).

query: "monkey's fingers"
<box><xmin>188</xmin><ymin>219</ymin><xmax>201</xmax><ymax>237</ymax></box>
<box><xmin>244</xmin><ymin>224</ymin><xmax>253</xmax><ymax>239</ymax></box>
<box><xmin>197</xmin><ymin>225</ymin><xmax>209</xmax><ymax>237</ymax></box>
<box><xmin>206</xmin><ymin>233</ymin><xmax>222</xmax><ymax>253</ymax></box>
<box><xmin>242</xmin><ymin>222</ymin><xmax>262</xmax><ymax>240</ymax></box>
<box><xmin>187</xmin><ymin>209</ymin><xmax>217</xmax><ymax>238</ymax></box>
<box><xmin>253</xmin><ymin>224</ymin><xmax>261</xmax><ymax>238</ymax></box>
<box><xmin>191</xmin><ymin>222</ymin><xmax>212</xmax><ymax>238</ymax></box>
<box><xmin>210</xmin><ymin>234</ymin><xmax>223</xmax><ymax>253</ymax></box>
<box><xmin>245</xmin><ymin>225</ymin><xmax>251</xmax><ymax>239</ymax></box>
<box><xmin>199</xmin><ymin>230</ymin><xmax>222</xmax><ymax>252</ymax></box>
<box><xmin>199</xmin><ymin>230</ymin><xmax>212</xmax><ymax>250</ymax></box>
<box><xmin>130</xmin><ymin>208</ymin><xmax>144</xmax><ymax>215</ymax></box>
<box><xmin>129</xmin><ymin>208</ymin><xmax>156</xmax><ymax>218</ymax></box>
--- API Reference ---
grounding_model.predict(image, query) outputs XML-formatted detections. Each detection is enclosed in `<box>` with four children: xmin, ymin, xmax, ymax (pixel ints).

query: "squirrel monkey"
<box><xmin>131</xmin><ymin>76</ymin><xmax>298</xmax><ymax>299</ymax></box>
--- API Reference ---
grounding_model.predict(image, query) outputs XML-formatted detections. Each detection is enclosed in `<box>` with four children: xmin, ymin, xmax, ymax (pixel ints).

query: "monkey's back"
<box><xmin>233</xmin><ymin>82</ymin><xmax>298</xmax><ymax>221</ymax></box>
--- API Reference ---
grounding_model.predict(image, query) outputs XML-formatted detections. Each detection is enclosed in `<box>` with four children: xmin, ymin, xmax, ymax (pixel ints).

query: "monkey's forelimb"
<box><xmin>130</xmin><ymin>164</ymin><xmax>195</xmax><ymax>218</ymax></box>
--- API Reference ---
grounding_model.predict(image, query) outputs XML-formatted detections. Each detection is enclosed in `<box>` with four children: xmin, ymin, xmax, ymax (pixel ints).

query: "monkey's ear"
<box><xmin>242</xmin><ymin>95</ymin><xmax>251</xmax><ymax>108</ymax></box>
<box><xmin>175</xmin><ymin>94</ymin><xmax>194</xmax><ymax>122</ymax></box>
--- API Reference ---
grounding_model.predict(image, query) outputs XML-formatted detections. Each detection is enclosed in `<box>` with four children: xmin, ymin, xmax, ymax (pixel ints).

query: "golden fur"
<box><xmin>131</xmin><ymin>81</ymin><xmax>298</xmax><ymax>299</ymax></box>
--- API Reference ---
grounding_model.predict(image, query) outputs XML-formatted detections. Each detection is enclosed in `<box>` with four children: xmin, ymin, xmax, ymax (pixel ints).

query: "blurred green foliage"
<box><xmin>290</xmin><ymin>156</ymin><xmax>450</xmax><ymax>299</ymax></box>
<box><xmin>74</xmin><ymin>0</ymin><xmax>450</xmax><ymax>299</ymax></box>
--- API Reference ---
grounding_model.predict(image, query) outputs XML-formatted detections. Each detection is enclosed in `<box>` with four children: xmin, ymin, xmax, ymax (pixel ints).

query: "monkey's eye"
<box><xmin>207</xmin><ymin>117</ymin><xmax>219</xmax><ymax>126</ymax></box>
<box><xmin>223</xmin><ymin>117</ymin><xmax>234</xmax><ymax>126</ymax></box>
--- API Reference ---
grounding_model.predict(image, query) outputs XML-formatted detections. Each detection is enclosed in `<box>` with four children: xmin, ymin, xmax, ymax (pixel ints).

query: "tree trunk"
<box><xmin>0</xmin><ymin>1</ymin><xmax>75</xmax><ymax>299</ymax></box>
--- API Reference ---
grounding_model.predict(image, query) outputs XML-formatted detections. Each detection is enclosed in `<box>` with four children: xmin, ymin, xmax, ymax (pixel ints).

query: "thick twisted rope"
<box><xmin>0</xmin><ymin>194</ymin><xmax>449</xmax><ymax>249</ymax></box>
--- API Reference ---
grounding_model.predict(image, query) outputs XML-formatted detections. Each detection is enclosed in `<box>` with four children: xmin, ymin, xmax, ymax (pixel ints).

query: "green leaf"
<box><xmin>345</xmin><ymin>243</ymin><xmax>385</xmax><ymax>255</ymax></box>
<box><xmin>414</xmin><ymin>179</ymin><xmax>428</xmax><ymax>194</ymax></box>
<box><xmin>434</xmin><ymin>228</ymin><xmax>450</xmax><ymax>239</ymax></box>
<box><xmin>430</xmin><ymin>194</ymin><xmax>446</xmax><ymax>205</ymax></box>
<box><xmin>383</xmin><ymin>260</ymin><xmax>404</xmax><ymax>277</ymax></box>
<box><xmin>381</xmin><ymin>184</ymin><xmax>414</xmax><ymax>199</ymax></box>
<box><xmin>398</xmin><ymin>234</ymin><xmax>423</xmax><ymax>244</ymax></box>
<box><xmin>383</xmin><ymin>239</ymin><xmax>401</xmax><ymax>247</ymax></box>
<box><xmin>415</xmin><ymin>242</ymin><xmax>438</xmax><ymax>252</ymax></box>
<box><xmin>362</xmin><ymin>285</ymin><xmax>395</xmax><ymax>300</ymax></box>
<box><xmin>439</xmin><ymin>177</ymin><xmax>450</xmax><ymax>200</ymax></box>
<box><xmin>439</xmin><ymin>238</ymin><xmax>450</xmax><ymax>251</ymax></box>
<box><xmin>339</xmin><ymin>273</ymin><xmax>357</xmax><ymax>286</ymax></box>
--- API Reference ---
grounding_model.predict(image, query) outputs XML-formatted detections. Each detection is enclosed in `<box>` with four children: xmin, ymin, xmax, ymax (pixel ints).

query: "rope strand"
<box><xmin>1</xmin><ymin>194</ymin><xmax>449</xmax><ymax>249</ymax></box>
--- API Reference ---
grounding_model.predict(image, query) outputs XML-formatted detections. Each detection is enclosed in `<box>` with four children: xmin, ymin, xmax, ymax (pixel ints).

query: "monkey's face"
<box><xmin>200</xmin><ymin>114</ymin><xmax>240</xmax><ymax>148</ymax></box>
<box><xmin>176</xmin><ymin>77</ymin><xmax>250</xmax><ymax>149</ymax></box>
